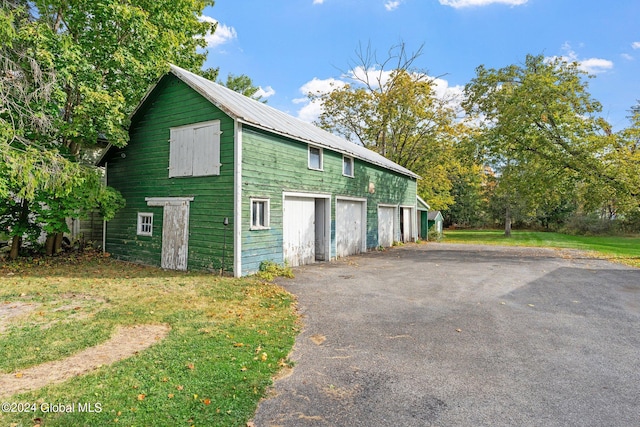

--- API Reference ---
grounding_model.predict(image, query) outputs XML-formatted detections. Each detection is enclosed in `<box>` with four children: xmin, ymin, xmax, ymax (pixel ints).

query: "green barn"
<box><xmin>98</xmin><ymin>65</ymin><xmax>419</xmax><ymax>276</ymax></box>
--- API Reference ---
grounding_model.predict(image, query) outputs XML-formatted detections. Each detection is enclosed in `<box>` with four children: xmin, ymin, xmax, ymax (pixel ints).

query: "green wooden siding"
<box><xmin>105</xmin><ymin>75</ymin><xmax>235</xmax><ymax>272</ymax></box>
<box><xmin>240</xmin><ymin>126</ymin><xmax>417</xmax><ymax>274</ymax></box>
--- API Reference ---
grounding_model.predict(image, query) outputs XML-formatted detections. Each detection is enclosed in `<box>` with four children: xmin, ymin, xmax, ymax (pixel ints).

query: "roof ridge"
<box><xmin>167</xmin><ymin>64</ymin><xmax>419</xmax><ymax>179</ymax></box>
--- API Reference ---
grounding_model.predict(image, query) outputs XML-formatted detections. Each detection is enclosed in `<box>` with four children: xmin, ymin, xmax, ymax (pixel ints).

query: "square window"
<box><xmin>343</xmin><ymin>155</ymin><xmax>354</xmax><ymax>177</ymax></box>
<box><xmin>308</xmin><ymin>146</ymin><xmax>323</xmax><ymax>170</ymax></box>
<box><xmin>137</xmin><ymin>213</ymin><xmax>153</xmax><ymax>236</ymax></box>
<box><xmin>250</xmin><ymin>198</ymin><xmax>270</xmax><ymax>229</ymax></box>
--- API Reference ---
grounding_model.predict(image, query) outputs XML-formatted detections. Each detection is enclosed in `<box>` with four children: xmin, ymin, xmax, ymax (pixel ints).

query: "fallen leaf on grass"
<box><xmin>137</xmin><ymin>394</ymin><xmax>146</xmax><ymax>401</ymax></box>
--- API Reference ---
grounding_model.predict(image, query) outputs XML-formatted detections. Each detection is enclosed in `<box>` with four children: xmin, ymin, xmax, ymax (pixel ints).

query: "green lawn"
<box><xmin>442</xmin><ymin>229</ymin><xmax>640</xmax><ymax>268</ymax></box>
<box><xmin>0</xmin><ymin>252</ymin><xmax>298</xmax><ymax>426</ymax></box>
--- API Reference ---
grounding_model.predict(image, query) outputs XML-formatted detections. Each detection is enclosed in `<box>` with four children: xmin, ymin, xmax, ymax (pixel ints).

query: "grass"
<box><xmin>443</xmin><ymin>229</ymin><xmax>640</xmax><ymax>268</ymax></box>
<box><xmin>0</xmin><ymin>251</ymin><xmax>298</xmax><ymax>426</ymax></box>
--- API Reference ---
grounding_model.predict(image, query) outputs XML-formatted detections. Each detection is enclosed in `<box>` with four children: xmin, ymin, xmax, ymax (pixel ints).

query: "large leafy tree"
<box><xmin>1</xmin><ymin>0</ymin><xmax>214</xmax><ymax>257</ymax></box>
<box><xmin>463</xmin><ymin>54</ymin><xmax>634</xmax><ymax>235</ymax></box>
<box><xmin>310</xmin><ymin>42</ymin><xmax>472</xmax><ymax>210</ymax></box>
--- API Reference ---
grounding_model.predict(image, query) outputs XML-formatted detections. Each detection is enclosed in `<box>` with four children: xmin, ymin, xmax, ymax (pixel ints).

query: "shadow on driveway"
<box><xmin>253</xmin><ymin>243</ymin><xmax>640</xmax><ymax>427</ymax></box>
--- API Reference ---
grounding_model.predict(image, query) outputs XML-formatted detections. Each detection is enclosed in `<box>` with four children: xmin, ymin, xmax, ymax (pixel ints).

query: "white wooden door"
<box><xmin>377</xmin><ymin>206</ymin><xmax>395</xmax><ymax>248</ymax></box>
<box><xmin>401</xmin><ymin>207</ymin><xmax>413</xmax><ymax>243</ymax></box>
<box><xmin>283</xmin><ymin>197</ymin><xmax>316</xmax><ymax>267</ymax></box>
<box><xmin>161</xmin><ymin>202</ymin><xmax>190</xmax><ymax>270</ymax></box>
<box><xmin>336</xmin><ymin>199</ymin><xmax>365</xmax><ymax>258</ymax></box>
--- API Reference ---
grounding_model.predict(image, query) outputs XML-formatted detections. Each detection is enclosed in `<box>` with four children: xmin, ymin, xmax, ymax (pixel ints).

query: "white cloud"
<box><xmin>345</xmin><ymin>66</ymin><xmax>394</xmax><ymax>88</ymax></box>
<box><xmin>313</xmin><ymin>0</ymin><xmax>324</xmax><ymax>4</ymax></box>
<box><xmin>295</xmin><ymin>73</ymin><xmax>464</xmax><ymax>123</ymax></box>
<box><xmin>632</xmin><ymin>42</ymin><xmax>640</xmax><ymax>49</ymax></box>
<box><xmin>199</xmin><ymin>15</ymin><xmax>237</xmax><ymax>48</ymax></box>
<box><xmin>297</xmin><ymin>99</ymin><xmax>325</xmax><ymax>123</ymax></box>
<box><xmin>295</xmin><ymin>78</ymin><xmax>347</xmax><ymax>123</ymax></box>
<box><xmin>553</xmin><ymin>44</ymin><xmax>613</xmax><ymax>74</ymax></box>
<box><xmin>432</xmin><ymin>77</ymin><xmax>465</xmax><ymax>102</ymax></box>
<box><xmin>300</xmin><ymin>77</ymin><xmax>347</xmax><ymax>95</ymax></box>
<box><xmin>621</xmin><ymin>53</ymin><xmax>634</xmax><ymax>61</ymax></box>
<box><xmin>439</xmin><ymin>0</ymin><xmax>527</xmax><ymax>8</ymax></box>
<box><xmin>385</xmin><ymin>1</ymin><xmax>402</xmax><ymax>11</ymax></box>
<box><xmin>254</xmin><ymin>86</ymin><xmax>276</xmax><ymax>99</ymax></box>
<box><xmin>578</xmin><ymin>57</ymin><xmax>614</xmax><ymax>74</ymax></box>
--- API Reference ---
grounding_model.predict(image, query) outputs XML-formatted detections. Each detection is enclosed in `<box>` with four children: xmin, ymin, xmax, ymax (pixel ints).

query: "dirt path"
<box><xmin>0</xmin><ymin>324</ymin><xmax>170</xmax><ymax>398</ymax></box>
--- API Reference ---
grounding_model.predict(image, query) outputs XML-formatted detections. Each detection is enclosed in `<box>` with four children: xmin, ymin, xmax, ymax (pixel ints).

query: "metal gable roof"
<box><xmin>169</xmin><ymin>64</ymin><xmax>419</xmax><ymax>179</ymax></box>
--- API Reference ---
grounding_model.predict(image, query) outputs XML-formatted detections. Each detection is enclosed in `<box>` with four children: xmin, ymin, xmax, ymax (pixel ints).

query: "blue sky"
<box><xmin>201</xmin><ymin>0</ymin><xmax>639</xmax><ymax>131</ymax></box>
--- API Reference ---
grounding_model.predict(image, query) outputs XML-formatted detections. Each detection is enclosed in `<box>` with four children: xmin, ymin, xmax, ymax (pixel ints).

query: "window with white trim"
<box><xmin>308</xmin><ymin>146</ymin><xmax>323</xmax><ymax>170</ymax></box>
<box><xmin>250</xmin><ymin>198</ymin><xmax>270</xmax><ymax>230</ymax></box>
<box><xmin>137</xmin><ymin>213</ymin><xmax>153</xmax><ymax>236</ymax></box>
<box><xmin>343</xmin><ymin>155</ymin><xmax>354</xmax><ymax>177</ymax></box>
<box><xmin>169</xmin><ymin>120</ymin><xmax>222</xmax><ymax>177</ymax></box>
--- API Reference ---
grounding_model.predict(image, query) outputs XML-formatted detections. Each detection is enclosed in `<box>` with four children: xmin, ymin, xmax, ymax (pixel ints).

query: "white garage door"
<box><xmin>283</xmin><ymin>197</ymin><xmax>316</xmax><ymax>267</ymax></box>
<box><xmin>336</xmin><ymin>199</ymin><xmax>366</xmax><ymax>258</ymax></box>
<box><xmin>377</xmin><ymin>206</ymin><xmax>395</xmax><ymax>248</ymax></box>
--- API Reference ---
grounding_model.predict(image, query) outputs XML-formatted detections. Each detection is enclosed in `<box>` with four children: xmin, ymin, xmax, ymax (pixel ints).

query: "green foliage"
<box><xmin>562</xmin><ymin>213</ymin><xmax>616</xmax><ymax>236</ymax></box>
<box><xmin>463</xmin><ymin>54</ymin><xmax>639</xmax><ymax>233</ymax></box>
<box><xmin>310</xmin><ymin>42</ymin><xmax>475</xmax><ymax>211</ymax></box>
<box><xmin>256</xmin><ymin>260</ymin><xmax>294</xmax><ymax>281</ymax></box>
<box><xmin>1</xmin><ymin>0</ymin><xmax>213</xmax><ymax>257</ymax></box>
<box><xmin>427</xmin><ymin>229</ymin><xmax>442</xmax><ymax>242</ymax></box>
<box><xmin>220</xmin><ymin>73</ymin><xmax>267</xmax><ymax>103</ymax></box>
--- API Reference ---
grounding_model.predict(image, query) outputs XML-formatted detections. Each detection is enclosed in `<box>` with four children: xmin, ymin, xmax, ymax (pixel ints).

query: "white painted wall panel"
<box><xmin>169</xmin><ymin>127</ymin><xmax>193</xmax><ymax>177</ymax></box>
<box><xmin>336</xmin><ymin>199</ymin><xmax>365</xmax><ymax>258</ymax></box>
<box><xmin>401</xmin><ymin>207</ymin><xmax>413</xmax><ymax>243</ymax></box>
<box><xmin>377</xmin><ymin>206</ymin><xmax>395</xmax><ymax>248</ymax></box>
<box><xmin>283</xmin><ymin>197</ymin><xmax>316</xmax><ymax>267</ymax></box>
<box><xmin>193</xmin><ymin>122</ymin><xmax>221</xmax><ymax>176</ymax></box>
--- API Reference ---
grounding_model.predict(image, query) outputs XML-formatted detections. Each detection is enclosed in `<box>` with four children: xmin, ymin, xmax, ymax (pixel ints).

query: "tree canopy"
<box><xmin>462</xmin><ymin>54</ymin><xmax>639</xmax><ymax>234</ymax></box>
<box><xmin>1</xmin><ymin>0</ymin><xmax>215</xmax><ymax>257</ymax></box>
<box><xmin>310</xmin><ymin>42</ymin><xmax>473</xmax><ymax>210</ymax></box>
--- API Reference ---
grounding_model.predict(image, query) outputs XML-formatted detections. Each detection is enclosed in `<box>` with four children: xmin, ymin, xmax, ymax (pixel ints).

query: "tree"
<box><xmin>310</xmin><ymin>42</ymin><xmax>471</xmax><ymax>210</ymax></box>
<box><xmin>463</xmin><ymin>54</ymin><xmax>630</xmax><ymax>235</ymax></box>
<box><xmin>1</xmin><ymin>0</ymin><xmax>215</xmax><ymax>257</ymax></box>
<box><xmin>220</xmin><ymin>73</ymin><xmax>267</xmax><ymax>102</ymax></box>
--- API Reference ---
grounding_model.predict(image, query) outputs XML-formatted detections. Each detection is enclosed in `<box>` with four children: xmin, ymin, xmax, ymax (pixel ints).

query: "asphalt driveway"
<box><xmin>252</xmin><ymin>243</ymin><xmax>640</xmax><ymax>427</ymax></box>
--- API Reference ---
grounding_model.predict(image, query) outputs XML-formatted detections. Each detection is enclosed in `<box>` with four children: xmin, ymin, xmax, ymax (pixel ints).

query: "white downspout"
<box><xmin>233</xmin><ymin>121</ymin><xmax>243</xmax><ymax>277</ymax></box>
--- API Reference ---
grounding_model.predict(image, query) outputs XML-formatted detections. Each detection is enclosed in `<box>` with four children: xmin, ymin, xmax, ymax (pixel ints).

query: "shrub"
<box><xmin>256</xmin><ymin>260</ymin><xmax>294</xmax><ymax>281</ymax></box>
<box><xmin>562</xmin><ymin>213</ymin><xmax>613</xmax><ymax>235</ymax></box>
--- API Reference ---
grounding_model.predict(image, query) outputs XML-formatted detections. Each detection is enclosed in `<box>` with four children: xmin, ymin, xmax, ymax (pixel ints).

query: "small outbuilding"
<box><xmin>98</xmin><ymin>65</ymin><xmax>420</xmax><ymax>276</ymax></box>
<box><xmin>428</xmin><ymin>210</ymin><xmax>444</xmax><ymax>237</ymax></box>
<box><xmin>416</xmin><ymin>196</ymin><xmax>430</xmax><ymax>240</ymax></box>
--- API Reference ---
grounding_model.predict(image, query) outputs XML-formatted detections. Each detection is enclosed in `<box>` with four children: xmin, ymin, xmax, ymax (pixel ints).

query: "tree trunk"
<box><xmin>9</xmin><ymin>199</ymin><xmax>30</xmax><ymax>259</ymax></box>
<box><xmin>45</xmin><ymin>234</ymin><xmax>56</xmax><ymax>256</ymax></box>
<box><xmin>9</xmin><ymin>235</ymin><xmax>21</xmax><ymax>260</ymax></box>
<box><xmin>54</xmin><ymin>232</ymin><xmax>64</xmax><ymax>253</ymax></box>
<box><xmin>504</xmin><ymin>204</ymin><xmax>512</xmax><ymax>237</ymax></box>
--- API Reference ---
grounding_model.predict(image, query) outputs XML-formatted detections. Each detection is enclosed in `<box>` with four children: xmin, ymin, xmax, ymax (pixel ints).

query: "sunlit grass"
<box><xmin>443</xmin><ymin>230</ymin><xmax>640</xmax><ymax>268</ymax></box>
<box><xmin>0</xmin><ymin>252</ymin><xmax>298</xmax><ymax>426</ymax></box>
